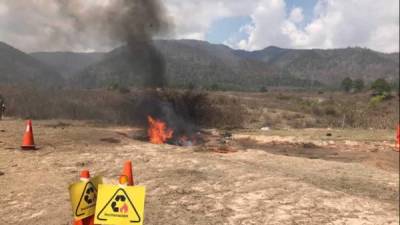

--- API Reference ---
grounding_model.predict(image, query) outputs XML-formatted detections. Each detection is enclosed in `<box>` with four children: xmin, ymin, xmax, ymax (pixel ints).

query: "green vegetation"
<box><xmin>369</xmin><ymin>94</ymin><xmax>386</xmax><ymax>107</ymax></box>
<box><xmin>341</xmin><ymin>77</ymin><xmax>353</xmax><ymax>92</ymax></box>
<box><xmin>371</xmin><ymin>78</ymin><xmax>392</xmax><ymax>95</ymax></box>
<box><xmin>360</xmin><ymin>78</ymin><xmax>396</xmax><ymax>107</ymax></box>
<box><xmin>341</xmin><ymin>78</ymin><xmax>365</xmax><ymax>93</ymax></box>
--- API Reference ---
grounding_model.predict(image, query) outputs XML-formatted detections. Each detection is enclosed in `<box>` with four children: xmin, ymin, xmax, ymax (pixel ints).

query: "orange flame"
<box><xmin>147</xmin><ymin>116</ymin><xmax>173</xmax><ymax>144</ymax></box>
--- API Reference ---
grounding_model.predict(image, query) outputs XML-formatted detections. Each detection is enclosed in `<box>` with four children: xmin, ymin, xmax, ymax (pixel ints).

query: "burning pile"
<box><xmin>147</xmin><ymin>116</ymin><xmax>173</xmax><ymax>144</ymax></box>
<box><xmin>136</xmin><ymin>90</ymin><xmax>209</xmax><ymax>146</ymax></box>
<box><xmin>146</xmin><ymin>114</ymin><xmax>238</xmax><ymax>153</ymax></box>
<box><xmin>142</xmin><ymin>91</ymin><xmax>238</xmax><ymax>153</ymax></box>
<box><xmin>147</xmin><ymin>115</ymin><xmax>201</xmax><ymax>146</ymax></box>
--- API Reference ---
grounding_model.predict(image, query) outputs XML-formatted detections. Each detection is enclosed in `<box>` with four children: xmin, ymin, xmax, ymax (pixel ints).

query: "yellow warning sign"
<box><xmin>94</xmin><ymin>184</ymin><xmax>146</xmax><ymax>225</ymax></box>
<box><xmin>68</xmin><ymin>176</ymin><xmax>103</xmax><ymax>220</ymax></box>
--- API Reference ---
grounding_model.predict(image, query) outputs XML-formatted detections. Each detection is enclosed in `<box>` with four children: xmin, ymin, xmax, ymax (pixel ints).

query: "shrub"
<box><xmin>369</xmin><ymin>94</ymin><xmax>387</xmax><ymax>107</ymax></box>
<box><xmin>371</xmin><ymin>78</ymin><xmax>391</xmax><ymax>95</ymax></box>
<box><xmin>341</xmin><ymin>77</ymin><xmax>353</xmax><ymax>92</ymax></box>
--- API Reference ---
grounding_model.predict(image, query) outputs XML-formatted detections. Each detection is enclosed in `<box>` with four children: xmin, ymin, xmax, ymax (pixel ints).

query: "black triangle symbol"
<box><xmin>75</xmin><ymin>181</ymin><xmax>97</xmax><ymax>217</ymax></box>
<box><xmin>97</xmin><ymin>188</ymin><xmax>141</xmax><ymax>223</ymax></box>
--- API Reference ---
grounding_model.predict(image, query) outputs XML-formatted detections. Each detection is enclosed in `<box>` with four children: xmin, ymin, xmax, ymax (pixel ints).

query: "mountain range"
<box><xmin>31</xmin><ymin>51</ymin><xmax>105</xmax><ymax>78</ymax></box>
<box><xmin>0</xmin><ymin>40</ymin><xmax>398</xmax><ymax>91</ymax></box>
<box><xmin>0</xmin><ymin>42</ymin><xmax>64</xmax><ymax>88</ymax></box>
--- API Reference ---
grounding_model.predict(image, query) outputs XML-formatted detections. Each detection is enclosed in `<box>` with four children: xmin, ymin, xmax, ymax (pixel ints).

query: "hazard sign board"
<box><xmin>94</xmin><ymin>184</ymin><xmax>146</xmax><ymax>225</ymax></box>
<box><xmin>69</xmin><ymin>176</ymin><xmax>103</xmax><ymax>220</ymax></box>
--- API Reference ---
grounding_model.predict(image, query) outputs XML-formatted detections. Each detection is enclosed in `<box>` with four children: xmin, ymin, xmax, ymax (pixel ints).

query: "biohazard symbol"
<box><xmin>111</xmin><ymin>195</ymin><xmax>128</xmax><ymax>213</ymax></box>
<box><xmin>97</xmin><ymin>188</ymin><xmax>141</xmax><ymax>223</ymax></box>
<box><xmin>84</xmin><ymin>186</ymin><xmax>96</xmax><ymax>204</ymax></box>
<box><xmin>75</xmin><ymin>181</ymin><xmax>97</xmax><ymax>217</ymax></box>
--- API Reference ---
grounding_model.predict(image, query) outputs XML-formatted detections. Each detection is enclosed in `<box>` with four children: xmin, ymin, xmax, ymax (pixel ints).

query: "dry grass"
<box><xmin>1</xmin><ymin>85</ymin><xmax>398</xmax><ymax>129</ymax></box>
<box><xmin>222</xmin><ymin>90</ymin><xmax>399</xmax><ymax>129</ymax></box>
<box><xmin>0</xmin><ymin>86</ymin><xmax>245</xmax><ymax>129</ymax></box>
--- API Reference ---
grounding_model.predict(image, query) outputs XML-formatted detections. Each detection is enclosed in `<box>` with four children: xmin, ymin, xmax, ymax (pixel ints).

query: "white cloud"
<box><xmin>164</xmin><ymin>0</ymin><xmax>258</xmax><ymax>40</ymax></box>
<box><xmin>235</xmin><ymin>0</ymin><xmax>399</xmax><ymax>52</ymax></box>
<box><xmin>289</xmin><ymin>7</ymin><xmax>304</xmax><ymax>24</ymax></box>
<box><xmin>0</xmin><ymin>0</ymin><xmax>398</xmax><ymax>53</ymax></box>
<box><xmin>232</xmin><ymin>0</ymin><xmax>290</xmax><ymax>51</ymax></box>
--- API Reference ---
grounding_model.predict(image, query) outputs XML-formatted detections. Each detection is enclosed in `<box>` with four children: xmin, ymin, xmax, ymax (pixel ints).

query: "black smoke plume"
<box><xmin>57</xmin><ymin>0</ymin><xmax>170</xmax><ymax>87</ymax></box>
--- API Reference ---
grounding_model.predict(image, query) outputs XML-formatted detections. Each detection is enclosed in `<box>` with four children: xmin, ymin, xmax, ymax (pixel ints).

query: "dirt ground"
<box><xmin>0</xmin><ymin>119</ymin><xmax>398</xmax><ymax>225</ymax></box>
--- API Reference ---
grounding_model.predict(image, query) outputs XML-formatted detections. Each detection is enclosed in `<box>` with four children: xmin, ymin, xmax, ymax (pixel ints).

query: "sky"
<box><xmin>205</xmin><ymin>0</ymin><xmax>318</xmax><ymax>45</ymax></box>
<box><xmin>0</xmin><ymin>0</ymin><xmax>398</xmax><ymax>53</ymax></box>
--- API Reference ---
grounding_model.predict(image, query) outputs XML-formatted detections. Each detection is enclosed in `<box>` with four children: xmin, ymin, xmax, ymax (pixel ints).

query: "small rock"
<box><xmin>326</xmin><ymin>133</ymin><xmax>332</xmax><ymax>137</ymax></box>
<box><xmin>261</xmin><ymin>127</ymin><xmax>271</xmax><ymax>131</ymax></box>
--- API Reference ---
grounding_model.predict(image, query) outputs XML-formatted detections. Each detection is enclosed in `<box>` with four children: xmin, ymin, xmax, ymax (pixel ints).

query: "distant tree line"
<box><xmin>341</xmin><ymin>77</ymin><xmax>395</xmax><ymax>95</ymax></box>
<box><xmin>341</xmin><ymin>77</ymin><xmax>398</xmax><ymax>107</ymax></box>
<box><xmin>341</xmin><ymin>77</ymin><xmax>365</xmax><ymax>93</ymax></box>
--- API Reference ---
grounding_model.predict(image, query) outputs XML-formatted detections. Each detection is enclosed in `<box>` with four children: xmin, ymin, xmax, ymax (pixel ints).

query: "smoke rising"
<box><xmin>57</xmin><ymin>0</ymin><xmax>170</xmax><ymax>87</ymax></box>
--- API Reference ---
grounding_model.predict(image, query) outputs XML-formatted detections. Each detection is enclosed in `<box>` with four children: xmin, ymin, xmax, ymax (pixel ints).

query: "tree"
<box><xmin>353</xmin><ymin>79</ymin><xmax>365</xmax><ymax>92</ymax></box>
<box><xmin>341</xmin><ymin>77</ymin><xmax>353</xmax><ymax>92</ymax></box>
<box><xmin>371</xmin><ymin>78</ymin><xmax>391</xmax><ymax>95</ymax></box>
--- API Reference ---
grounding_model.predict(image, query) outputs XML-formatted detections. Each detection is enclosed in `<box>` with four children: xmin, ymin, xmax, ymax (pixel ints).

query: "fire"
<box><xmin>147</xmin><ymin>116</ymin><xmax>173</xmax><ymax>144</ymax></box>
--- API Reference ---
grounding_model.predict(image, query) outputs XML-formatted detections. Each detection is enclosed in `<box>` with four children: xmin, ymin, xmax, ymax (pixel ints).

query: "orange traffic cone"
<box><xmin>122</xmin><ymin>161</ymin><xmax>134</xmax><ymax>186</ymax></box>
<box><xmin>80</xmin><ymin>170</ymin><xmax>90</xmax><ymax>180</ymax></box>
<box><xmin>73</xmin><ymin>170</ymin><xmax>95</xmax><ymax>225</ymax></box>
<box><xmin>21</xmin><ymin>120</ymin><xmax>36</xmax><ymax>150</ymax></box>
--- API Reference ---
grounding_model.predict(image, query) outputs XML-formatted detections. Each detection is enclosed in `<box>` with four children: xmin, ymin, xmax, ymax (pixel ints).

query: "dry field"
<box><xmin>1</xmin><ymin>85</ymin><xmax>399</xmax><ymax>130</ymax></box>
<box><xmin>0</xmin><ymin>119</ymin><xmax>399</xmax><ymax>225</ymax></box>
